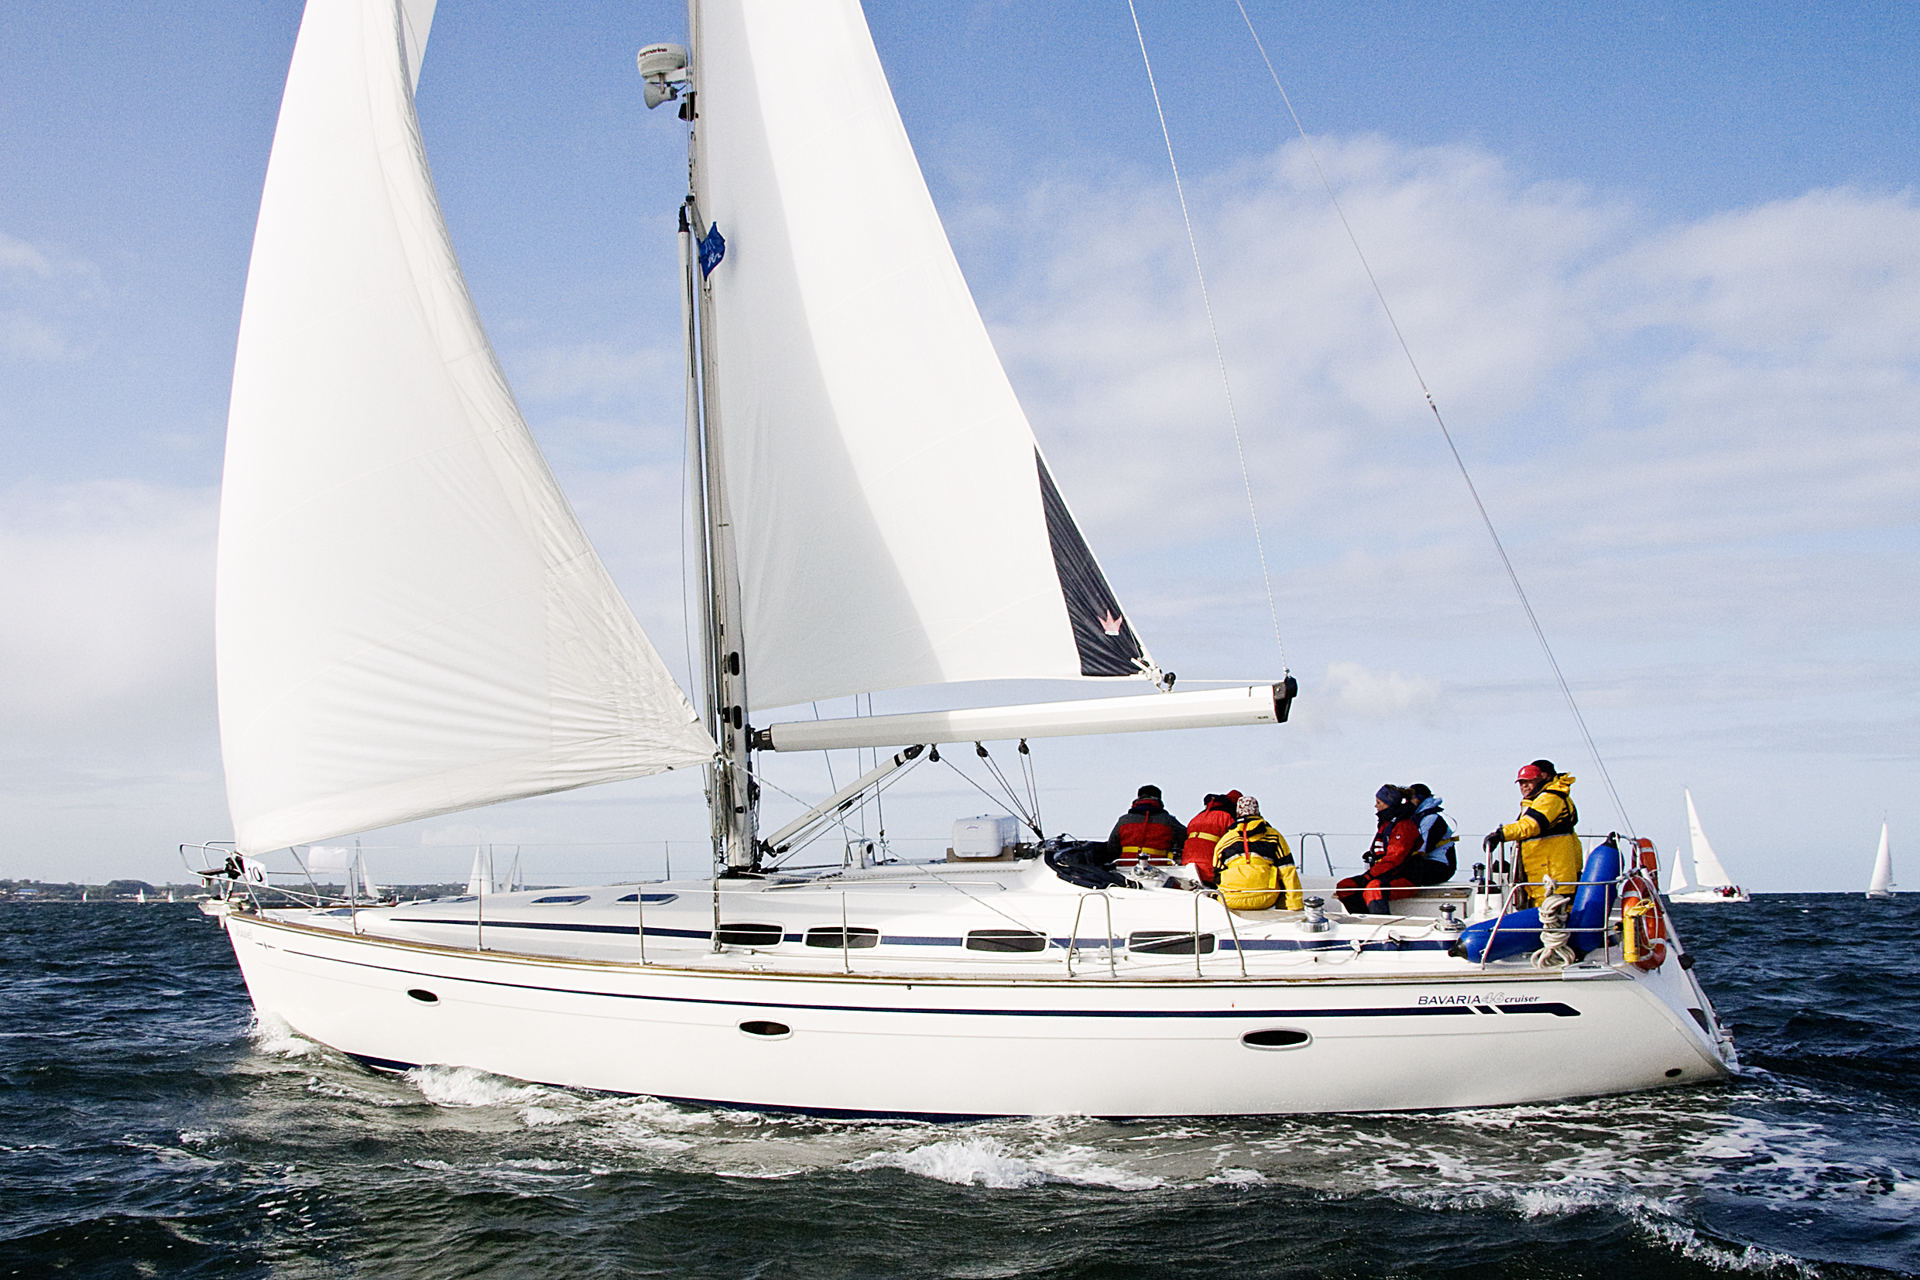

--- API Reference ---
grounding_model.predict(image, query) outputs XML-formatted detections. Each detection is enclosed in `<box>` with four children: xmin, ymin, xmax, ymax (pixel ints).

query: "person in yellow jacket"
<box><xmin>1482</xmin><ymin>759</ymin><xmax>1583</xmax><ymax>906</ymax></box>
<box><xmin>1214</xmin><ymin>795</ymin><xmax>1304</xmax><ymax>911</ymax></box>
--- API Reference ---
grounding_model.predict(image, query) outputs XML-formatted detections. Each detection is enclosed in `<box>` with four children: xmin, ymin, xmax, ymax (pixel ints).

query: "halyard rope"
<box><xmin>1125</xmin><ymin>0</ymin><xmax>1286</xmax><ymax>672</ymax></box>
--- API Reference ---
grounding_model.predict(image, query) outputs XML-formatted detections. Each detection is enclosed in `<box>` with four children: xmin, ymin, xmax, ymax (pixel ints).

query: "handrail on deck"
<box><xmin>1475</xmin><ymin>874</ymin><xmax>1626</xmax><ymax>971</ymax></box>
<box><xmin>1066</xmin><ymin>892</ymin><xmax>1117</xmax><ymax>978</ymax></box>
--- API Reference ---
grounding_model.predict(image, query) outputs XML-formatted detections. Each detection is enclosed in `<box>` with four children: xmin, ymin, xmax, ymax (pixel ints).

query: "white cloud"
<box><xmin>1322</xmin><ymin>660</ymin><xmax>1439</xmax><ymax>721</ymax></box>
<box><xmin>0</xmin><ymin>228</ymin><xmax>101</xmax><ymax>363</ymax></box>
<box><xmin>0</xmin><ymin>229</ymin><xmax>55</xmax><ymax>277</ymax></box>
<box><xmin>0</xmin><ymin>480</ymin><xmax>215</xmax><ymax>726</ymax></box>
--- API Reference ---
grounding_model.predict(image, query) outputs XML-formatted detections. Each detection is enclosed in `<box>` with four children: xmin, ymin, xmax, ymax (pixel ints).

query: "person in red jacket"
<box><xmin>1336</xmin><ymin>784</ymin><xmax>1423</xmax><ymax>914</ymax></box>
<box><xmin>1107</xmin><ymin>784</ymin><xmax>1187</xmax><ymax>866</ymax></box>
<box><xmin>1180</xmin><ymin>791</ymin><xmax>1240</xmax><ymax>885</ymax></box>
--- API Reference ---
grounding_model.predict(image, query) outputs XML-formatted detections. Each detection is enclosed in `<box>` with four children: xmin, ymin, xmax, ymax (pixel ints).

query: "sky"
<box><xmin>2</xmin><ymin>0</ymin><xmax>1917</xmax><ymax>890</ymax></box>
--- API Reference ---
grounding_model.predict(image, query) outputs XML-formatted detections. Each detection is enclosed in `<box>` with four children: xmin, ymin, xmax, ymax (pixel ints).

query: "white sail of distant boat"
<box><xmin>1867</xmin><ymin>822</ymin><xmax>1895</xmax><ymax>899</ymax></box>
<box><xmin>1668</xmin><ymin>789</ymin><xmax>1749</xmax><ymax>903</ymax></box>
<box><xmin>1665</xmin><ymin>834</ymin><xmax>1694</xmax><ymax>896</ymax></box>
<box><xmin>194</xmin><ymin>0</ymin><xmax>1734</xmax><ymax>1117</ymax></box>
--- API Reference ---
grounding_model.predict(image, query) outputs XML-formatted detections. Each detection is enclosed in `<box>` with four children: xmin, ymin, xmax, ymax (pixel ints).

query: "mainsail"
<box><xmin>217</xmin><ymin>0</ymin><xmax>715</xmax><ymax>855</ymax></box>
<box><xmin>1868</xmin><ymin>822</ymin><xmax>1895</xmax><ymax>897</ymax></box>
<box><xmin>1684</xmin><ymin>790</ymin><xmax>1736</xmax><ymax>891</ymax></box>
<box><xmin>690</xmin><ymin>0</ymin><xmax>1150</xmax><ymax>710</ymax></box>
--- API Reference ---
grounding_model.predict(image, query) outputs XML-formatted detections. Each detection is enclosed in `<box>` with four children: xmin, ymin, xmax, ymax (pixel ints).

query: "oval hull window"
<box><xmin>1241</xmin><ymin>1028</ymin><xmax>1310</xmax><ymax>1049</ymax></box>
<box><xmin>739</xmin><ymin>1020</ymin><xmax>791</xmax><ymax>1039</ymax></box>
<box><xmin>406</xmin><ymin>988</ymin><xmax>439</xmax><ymax>1004</ymax></box>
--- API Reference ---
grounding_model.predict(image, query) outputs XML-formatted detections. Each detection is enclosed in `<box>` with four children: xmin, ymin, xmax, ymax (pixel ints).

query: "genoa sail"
<box><xmin>689</xmin><ymin>0</ymin><xmax>1150</xmax><ymax>710</ymax></box>
<box><xmin>1665</xmin><ymin>830</ymin><xmax>1695</xmax><ymax>896</ymax></box>
<box><xmin>217</xmin><ymin>0</ymin><xmax>715</xmax><ymax>855</ymax></box>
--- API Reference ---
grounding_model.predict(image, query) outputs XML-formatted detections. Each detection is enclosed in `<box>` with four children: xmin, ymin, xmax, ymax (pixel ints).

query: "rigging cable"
<box><xmin>1226</xmin><ymin>0</ymin><xmax>1635</xmax><ymax>835</ymax></box>
<box><xmin>938</xmin><ymin>752</ymin><xmax>1041</xmax><ymax>837</ymax></box>
<box><xmin>1125</xmin><ymin>0</ymin><xmax>1285</xmax><ymax>672</ymax></box>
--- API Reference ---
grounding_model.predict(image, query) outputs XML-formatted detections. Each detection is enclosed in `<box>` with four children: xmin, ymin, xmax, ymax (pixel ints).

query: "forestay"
<box><xmin>692</xmin><ymin>0</ymin><xmax>1150</xmax><ymax>711</ymax></box>
<box><xmin>217</xmin><ymin>0</ymin><xmax>715</xmax><ymax>855</ymax></box>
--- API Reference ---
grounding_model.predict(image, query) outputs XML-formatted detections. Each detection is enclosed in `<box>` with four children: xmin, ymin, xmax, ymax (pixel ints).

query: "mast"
<box><xmin>654</xmin><ymin>4</ymin><xmax>756</xmax><ymax>871</ymax></box>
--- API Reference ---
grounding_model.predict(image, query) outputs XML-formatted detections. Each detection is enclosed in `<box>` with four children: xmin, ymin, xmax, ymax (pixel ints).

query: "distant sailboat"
<box><xmin>1867</xmin><ymin>822</ymin><xmax>1895</xmax><ymax>899</ymax></box>
<box><xmin>1667</xmin><ymin>790</ymin><xmax>1749</xmax><ymax>903</ymax></box>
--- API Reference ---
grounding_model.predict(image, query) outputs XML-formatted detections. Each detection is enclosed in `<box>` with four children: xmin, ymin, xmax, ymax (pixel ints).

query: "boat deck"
<box><xmin>237</xmin><ymin>857</ymin><xmax>1603</xmax><ymax>984</ymax></box>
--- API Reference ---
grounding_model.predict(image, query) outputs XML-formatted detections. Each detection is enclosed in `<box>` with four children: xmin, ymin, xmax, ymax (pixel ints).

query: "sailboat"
<box><xmin>199</xmin><ymin>0</ymin><xmax>1733</xmax><ymax>1116</ymax></box>
<box><xmin>1666</xmin><ymin>790</ymin><xmax>1749</xmax><ymax>903</ymax></box>
<box><xmin>1867</xmin><ymin>822</ymin><xmax>1895</xmax><ymax>899</ymax></box>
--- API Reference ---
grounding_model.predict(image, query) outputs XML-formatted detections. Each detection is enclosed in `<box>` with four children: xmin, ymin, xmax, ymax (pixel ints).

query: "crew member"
<box><xmin>1107</xmin><ymin>784</ymin><xmax>1186</xmax><ymax>866</ymax></box>
<box><xmin>1213</xmin><ymin>794</ymin><xmax>1303</xmax><ymax>910</ymax></box>
<box><xmin>1406</xmin><ymin>783</ymin><xmax>1458</xmax><ymax>883</ymax></box>
<box><xmin>1336</xmin><ymin>784</ymin><xmax>1424</xmax><ymax>914</ymax></box>
<box><xmin>1180</xmin><ymin>791</ymin><xmax>1239</xmax><ymax>885</ymax></box>
<box><xmin>1482</xmin><ymin>760</ymin><xmax>1582</xmax><ymax>906</ymax></box>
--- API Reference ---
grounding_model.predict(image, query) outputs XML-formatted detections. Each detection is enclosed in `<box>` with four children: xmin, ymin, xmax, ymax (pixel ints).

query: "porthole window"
<box><xmin>739</xmin><ymin>1020</ymin><xmax>791</xmax><ymax>1039</ymax></box>
<box><xmin>406</xmin><ymin>988</ymin><xmax>439</xmax><ymax>1004</ymax></box>
<box><xmin>1242</xmin><ymin>1028</ymin><xmax>1310</xmax><ymax>1049</ymax></box>
<box><xmin>964</xmin><ymin>929</ymin><xmax>1048</xmax><ymax>953</ymax></box>
<box><xmin>717</xmin><ymin>922</ymin><xmax>784</xmax><ymax>948</ymax></box>
<box><xmin>804</xmin><ymin>926</ymin><xmax>880</xmax><ymax>949</ymax></box>
<box><xmin>614</xmin><ymin>892</ymin><xmax>679</xmax><ymax>905</ymax></box>
<box><xmin>532</xmin><ymin>894</ymin><xmax>589</xmax><ymax>905</ymax></box>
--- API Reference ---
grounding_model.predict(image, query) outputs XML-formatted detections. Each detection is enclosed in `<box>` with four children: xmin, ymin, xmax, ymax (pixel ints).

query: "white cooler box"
<box><xmin>949</xmin><ymin>815</ymin><xmax>1020</xmax><ymax>861</ymax></box>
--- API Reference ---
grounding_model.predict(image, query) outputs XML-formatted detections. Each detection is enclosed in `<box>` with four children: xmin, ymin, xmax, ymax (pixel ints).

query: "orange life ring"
<box><xmin>1620</xmin><ymin>873</ymin><xmax>1668</xmax><ymax>970</ymax></box>
<box><xmin>1632</xmin><ymin>836</ymin><xmax>1659</xmax><ymax>878</ymax></box>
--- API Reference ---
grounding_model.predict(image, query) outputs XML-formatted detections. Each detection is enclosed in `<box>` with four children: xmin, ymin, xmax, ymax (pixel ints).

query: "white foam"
<box><xmin>248</xmin><ymin>1012</ymin><xmax>320</xmax><ymax>1058</ymax></box>
<box><xmin>847</xmin><ymin>1135</ymin><xmax>1160</xmax><ymax>1191</ymax></box>
<box><xmin>853</xmin><ymin>1136</ymin><xmax>1046</xmax><ymax>1188</ymax></box>
<box><xmin>406</xmin><ymin>1064</ymin><xmax>547</xmax><ymax>1109</ymax></box>
<box><xmin>1633</xmin><ymin>1213</ymin><xmax>1815</xmax><ymax>1275</ymax></box>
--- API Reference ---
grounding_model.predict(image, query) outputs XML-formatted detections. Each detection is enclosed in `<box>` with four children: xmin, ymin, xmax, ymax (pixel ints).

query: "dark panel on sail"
<box><xmin>1036</xmin><ymin>452</ymin><xmax>1146</xmax><ymax>677</ymax></box>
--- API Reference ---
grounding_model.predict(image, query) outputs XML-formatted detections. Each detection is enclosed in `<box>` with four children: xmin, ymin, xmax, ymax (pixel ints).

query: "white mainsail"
<box><xmin>1684</xmin><ymin>789</ymin><xmax>1736</xmax><ymax>890</ymax></box>
<box><xmin>1868</xmin><ymin>822</ymin><xmax>1895</xmax><ymax>898</ymax></box>
<box><xmin>691</xmin><ymin>0</ymin><xmax>1152</xmax><ymax>711</ymax></box>
<box><xmin>217</xmin><ymin>0</ymin><xmax>716</xmax><ymax>855</ymax></box>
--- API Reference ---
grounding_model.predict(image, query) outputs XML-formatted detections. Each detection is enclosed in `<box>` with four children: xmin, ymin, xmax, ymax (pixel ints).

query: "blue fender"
<box><xmin>1453</xmin><ymin>842</ymin><xmax>1620</xmax><ymax>963</ymax></box>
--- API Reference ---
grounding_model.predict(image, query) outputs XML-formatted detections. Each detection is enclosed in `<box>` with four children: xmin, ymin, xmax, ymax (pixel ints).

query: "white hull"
<box><xmin>1668</xmin><ymin>888</ymin><xmax>1751</xmax><ymax>904</ymax></box>
<box><xmin>219</xmin><ymin>867</ymin><xmax>1733</xmax><ymax>1117</ymax></box>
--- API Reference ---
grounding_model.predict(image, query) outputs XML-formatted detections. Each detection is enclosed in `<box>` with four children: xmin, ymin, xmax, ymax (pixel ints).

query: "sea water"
<box><xmin>2</xmin><ymin>897</ymin><xmax>1915</xmax><ymax>1278</ymax></box>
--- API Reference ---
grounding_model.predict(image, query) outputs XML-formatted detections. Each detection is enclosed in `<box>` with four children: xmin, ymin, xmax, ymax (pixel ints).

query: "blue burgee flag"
<box><xmin>698</xmin><ymin>224</ymin><xmax>726</xmax><ymax>278</ymax></box>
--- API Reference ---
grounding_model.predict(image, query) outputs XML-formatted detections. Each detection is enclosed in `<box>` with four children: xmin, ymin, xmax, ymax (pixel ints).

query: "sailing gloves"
<box><xmin>1482</xmin><ymin>829</ymin><xmax>1503</xmax><ymax>854</ymax></box>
